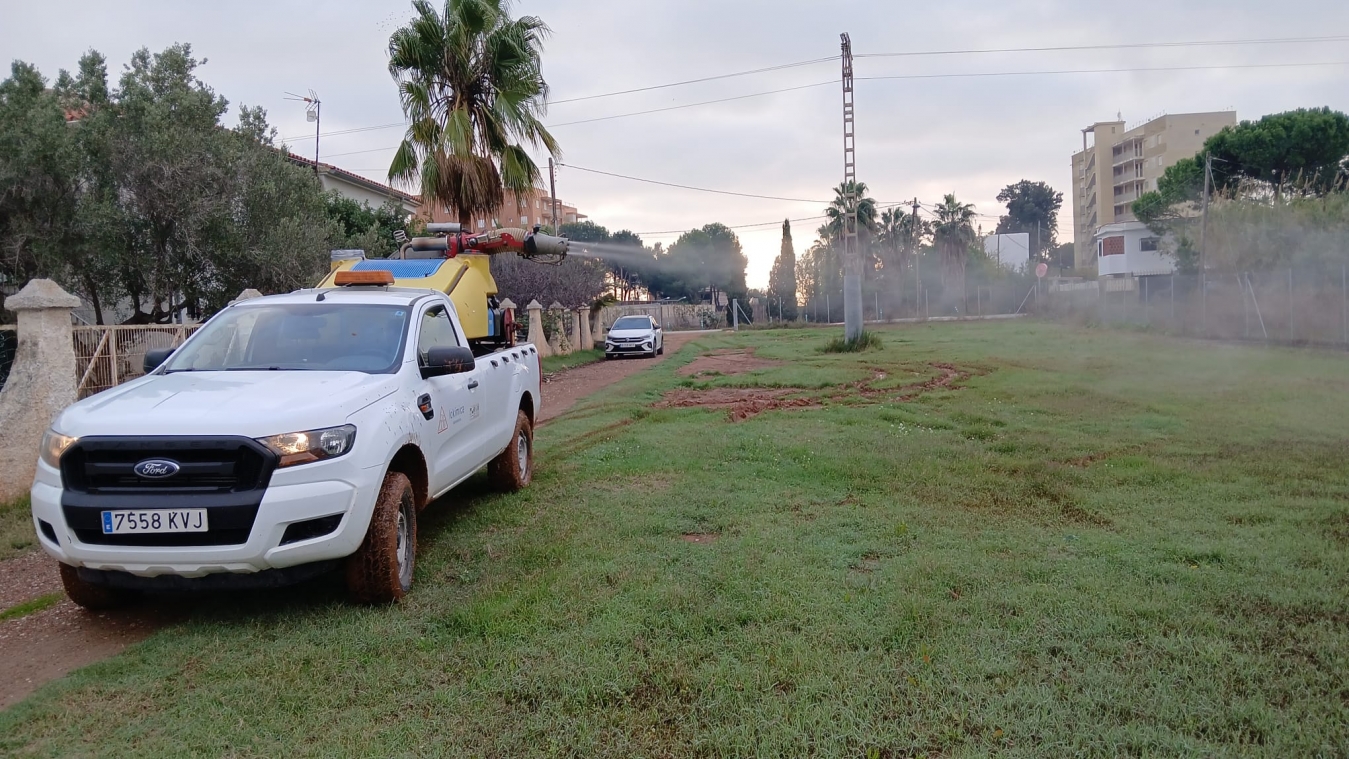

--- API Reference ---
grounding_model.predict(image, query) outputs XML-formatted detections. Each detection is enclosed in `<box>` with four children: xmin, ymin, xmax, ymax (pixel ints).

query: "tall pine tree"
<box><xmin>767</xmin><ymin>219</ymin><xmax>798</xmax><ymax>321</ymax></box>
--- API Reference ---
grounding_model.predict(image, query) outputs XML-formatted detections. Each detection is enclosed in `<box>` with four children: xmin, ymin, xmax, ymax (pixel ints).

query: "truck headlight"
<box><xmin>40</xmin><ymin>429</ymin><xmax>78</xmax><ymax>468</ymax></box>
<box><xmin>257</xmin><ymin>425</ymin><xmax>357</xmax><ymax>467</ymax></box>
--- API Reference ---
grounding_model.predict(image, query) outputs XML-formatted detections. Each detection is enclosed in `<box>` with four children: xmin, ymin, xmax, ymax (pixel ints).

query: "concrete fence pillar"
<box><xmin>526</xmin><ymin>300</ymin><xmax>550</xmax><ymax>357</ymax></box>
<box><xmin>573</xmin><ymin>308</ymin><xmax>588</xmax><ymax>351</ymax></box>
<box><xmin>578</xmin><ymin>308</ymin><xmax>593</xmax><ymax>350</ymax></box>
<box><xmin>0</xmin><ymin>280</ymin><xmax>82</xmax><ymax>503</ymax></box>
<box><xmin>548</xmin><ymin>302</ymin><xmax>571</xmax><ymax>355</ymax></box>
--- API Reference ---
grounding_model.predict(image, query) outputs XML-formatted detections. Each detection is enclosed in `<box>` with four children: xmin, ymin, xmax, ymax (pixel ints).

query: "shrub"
<box><xmin>822</xmin><ymin>330</ymin><xmax>883</xmax><ymax>353</ymax></box>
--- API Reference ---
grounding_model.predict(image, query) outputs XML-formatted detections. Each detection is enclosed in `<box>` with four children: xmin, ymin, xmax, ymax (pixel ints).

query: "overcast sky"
<box><xmin>5</xmin><ymin>0</ymin><xmax>1348</xmax><ymax>286</ymax></box>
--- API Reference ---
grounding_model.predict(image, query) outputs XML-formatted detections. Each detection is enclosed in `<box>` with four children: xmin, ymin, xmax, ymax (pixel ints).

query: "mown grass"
<box><xmin>0</xmin><ymin>494</ymin><xmax>34</xmax><ymax>561</ymax></box>
<box><xmin>2</xmin><ymin>322</ymin><xmax>1347</xmax><ymax>756</ymax></box>
<box><xmin>541</xmin><ymin>348</ymin><xmax>605</xmax><ymax>373</ymax></box>
<box><xmin>0</xmin><ymin>592</ymin><xmax>62</xmax><ymax>622</ymax></box>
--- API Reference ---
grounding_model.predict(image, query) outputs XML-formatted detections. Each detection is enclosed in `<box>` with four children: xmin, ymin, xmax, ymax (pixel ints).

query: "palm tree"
<box><xmin>823</xmin><ymin>180</ymin><xmax>877</xmax><ymax>244</ymax></box>
<box><xmin>876</xmin><ymin>207</ymin><xmax>928</xmax><ymax>305</ymax></box>
<box><xmin>387</xmin><ymin>0</ymin><xmax>560</xmax><ymax>227</ymax></box>
<box><xmin>931</xmin><ymin>193</ymin><xmax>977</xmax><ymax>311</ymax></box>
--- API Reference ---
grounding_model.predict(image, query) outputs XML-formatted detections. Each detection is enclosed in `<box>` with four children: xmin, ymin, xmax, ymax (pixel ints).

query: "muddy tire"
<box><xmin>345</xmin><ymin>471</ymin><xmax>416</xmax><ymax>603</ymax></box>
<box><xmin>59</xmin><ymin>563</ymin><xmax>136</xmax><ymax>610</ymax></box>
<box><xmin>657</xmin><ymin>343</ymin><xmax>664</xmax><ymax>356</ymax></box>
<box><xmin>488</xmin><ymin>410</ymin><xmax>533</xmax><ymax>492</ymax></box>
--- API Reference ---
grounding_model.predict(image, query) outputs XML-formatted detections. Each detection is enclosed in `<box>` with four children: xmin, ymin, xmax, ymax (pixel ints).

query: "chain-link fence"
<box><xmin>1047</xmin><ymin>265</ymin><xmax>1349</xmax><ymax>346</ymax></box>
<box><xmin>798</xmin><ymin>269</ymin><xmax>1039</xmax><ymax>324</ymax></box>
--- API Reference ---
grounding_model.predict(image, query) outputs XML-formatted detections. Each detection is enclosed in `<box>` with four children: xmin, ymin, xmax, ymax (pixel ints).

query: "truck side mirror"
<box><xmin>421</xmin><ymin>346</ymin><xmax>476</xmax><ymax>379</ymax></box>
<box><xmin>144</xmin><ymin>347</ymin><xmax>175</xmax><ymax>374</ymax></box>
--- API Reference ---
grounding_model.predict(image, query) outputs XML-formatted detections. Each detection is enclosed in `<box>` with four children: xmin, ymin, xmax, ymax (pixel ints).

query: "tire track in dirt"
<box><xmin>655</xmin><ymin>361</ymin><xmax>985</xmax><ymax>421</ymax></box>
<box><xmin>537</xmin><ymin>331</ymin><xmax>709</xmax><ymax>425</ymax></box>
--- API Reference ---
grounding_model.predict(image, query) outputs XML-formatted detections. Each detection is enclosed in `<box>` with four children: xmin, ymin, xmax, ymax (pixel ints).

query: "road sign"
<box><xmin>1036</xmin><ymin>262</ymin><xmax>1048</xmax><ymax>279</ymax></box>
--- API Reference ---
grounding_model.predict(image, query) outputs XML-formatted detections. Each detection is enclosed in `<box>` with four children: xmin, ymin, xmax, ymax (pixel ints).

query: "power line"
<box><xmin>634</xmin><ymin>202</ymin><xmax>915</xmax><ymax>237</ymax></box>
<box><xmin>559</xmin><ymin>164</ymin><xmax>832</xmax><ymax>203</ymax></box>
<box><xmin>550</xmin><ymin>56</ymin><xmax>838</xmax><ymax>104</ymax></box>
<box><xmin>546</xmin><ymin>81</ymin><xmax>833</xmax><ymax>127</ymax></box>
<box><xmin>284</xmin><ymin>34</ymin><xmax>1349</xmax><ymax>142</ymax></box>
<box><xmin>635</xmin><ymin>215</ymin><xmax>828</xmax><ymax>236</ymax></box>
<box><xmin>315</xmin><ymin>59</ymin><xmax>1349</xmax><ymax>158</ymax></box>
<box><xmin>321</xmin><ymin>81</ymin><xmax>833</xmax><ymax>156</ymax></box>
<box><xmin>857</xmin><ymin>34</ymin><xmax>1349</xmax><ymax>58</ymax></box>
<box><xmin>858</xmin><ymin>59</ymin><xmax>1349</xmax><ymax>83</ymax></box>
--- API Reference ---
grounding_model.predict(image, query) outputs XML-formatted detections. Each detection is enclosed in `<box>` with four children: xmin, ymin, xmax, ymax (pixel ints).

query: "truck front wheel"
<box><xmin>59</xmin><ymin>563</ymin><xmax>137</xmax><ymax>610</ymax></box>
<box><xmin>346</xmin><ymin>471</ymin><xmax>416</xmax><ymax>603</ymax></box>
<box><xmin>488</xmin><ymin>410</ymin><xmax>533</xmax><ymax>492</ymax></box>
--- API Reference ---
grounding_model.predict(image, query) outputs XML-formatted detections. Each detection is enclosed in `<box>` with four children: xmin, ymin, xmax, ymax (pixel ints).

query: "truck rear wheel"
<box><xmin>59</xmin><ymin>563</ymin><xmax>136</xmax><ymax>610</ymax></box>
<box><xmin>488</xmin><ymin>410</ymin><xmax>533</xmax><ymax>492</ymax></box>
<box><xmin>345</xmin><ymin>471</ymin><xmax>416</xmax><ymax>603</ymax></box>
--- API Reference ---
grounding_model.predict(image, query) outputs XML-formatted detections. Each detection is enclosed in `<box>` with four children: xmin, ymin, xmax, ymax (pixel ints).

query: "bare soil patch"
<box><xmin>655</xmin><ymin>388</ymin><xmax>821</xmax><ymax>422</ymax></box>
<box><xmin>680</xmin><ymin>533</ymin><xmax>719</xmax><ymax>544</ymax></box>
<box><xmin>1</xmin><ymin>598</ymin><xmax>166</xmax><ymax>709</ymax></box>
<box><xmin>676</xmin><ymin>348</ymin><xmax>781</xmax><ymax>379</ymax></box>
<box><xmin>656</xmin><ymin>362</ymin><xmax>984</xmax><ymax>422</ymax></box>
<box><xmin>0</xmin><ymin>551</ymin><xmax>62</xmax><ymax>610</ymax></box>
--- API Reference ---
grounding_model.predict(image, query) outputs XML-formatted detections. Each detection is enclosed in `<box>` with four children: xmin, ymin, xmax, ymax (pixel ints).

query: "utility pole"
<box><xmin>548</xmin><ymin>158</ymin><xmax>559</xmax><ymax>233</ymax></box>
<box><xmin>1200</xmin><ymin>152</ymin><xmax>1212</xmax><ymax>330</ymax></box>
<box><xmin>912</xmin><ymin>197</ymin><xmax>921</xmax><ymax>319</ymax></box>
<box><xmin>839</xmin><ymin>33</ymin><xmax>863</xmax><ymax>342</ymax></box>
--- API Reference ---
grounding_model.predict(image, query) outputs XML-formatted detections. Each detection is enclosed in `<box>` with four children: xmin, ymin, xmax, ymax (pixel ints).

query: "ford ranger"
<box><xmin>30</xmin><ymin>272</ymin><xmax>540</xmax><ymax>606</ymax></box>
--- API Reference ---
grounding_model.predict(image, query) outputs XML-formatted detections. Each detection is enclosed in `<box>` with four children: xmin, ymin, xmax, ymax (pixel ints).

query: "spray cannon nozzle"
<box><xmin>521</xmin><ymin>230</ymin><xmax>569</xmax><ymax>265</ymax></box>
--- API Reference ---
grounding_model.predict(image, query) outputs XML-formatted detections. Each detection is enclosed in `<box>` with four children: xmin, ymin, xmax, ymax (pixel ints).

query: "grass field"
<box><xmin>1</xmin><ymin>495</ymin><xmax>34</xmax><ymax>562</ymax></box>
<box><xmin>541</xmin><ymin>348</ymin><xmax>605</xmax><ymax>373</ymax></box>
<box><xmin>2</xmin><ymin>321</ymin><xmax>1347</xmax><ymax>757</ymax></box>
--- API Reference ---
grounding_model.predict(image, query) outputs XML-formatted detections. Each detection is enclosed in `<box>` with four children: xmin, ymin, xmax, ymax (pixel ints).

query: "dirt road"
<box><xmin>537</xmin><ymin>330</ymin><xmax>707</xmax><ymax>424</ymax></box>
<box><xmin>0</xmin><ymin>329</ymin><xmax>714</xmax><ymax>710</ymax></box>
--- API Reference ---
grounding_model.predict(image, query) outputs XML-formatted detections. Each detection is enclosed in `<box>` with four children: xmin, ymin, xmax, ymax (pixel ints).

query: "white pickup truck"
<box><xmin>30</xmin><ymin>281</ymin><xmax>540</xmax><ymax>606</ymax></box>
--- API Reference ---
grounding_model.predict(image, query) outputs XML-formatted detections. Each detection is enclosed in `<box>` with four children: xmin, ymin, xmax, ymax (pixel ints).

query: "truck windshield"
<box><xmin>611</xmin><ymin>317</ymin><xmax>651</xmax><ymax>330</ymax></box>
<box><xmin>163</xmin><ymin>303</ymin><xmax>410</xmax><ymax>373</ymax></box>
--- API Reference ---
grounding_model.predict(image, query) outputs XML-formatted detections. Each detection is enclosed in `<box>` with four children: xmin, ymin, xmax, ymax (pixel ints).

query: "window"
<box><xmin>1141</xmin><ymin>237</ymin><xmax>1160</xmax><ymax>252</ymax></box>
<box><xmin>417</xmin><ymin>305</ymin><xmax>459</xmax><ymax>366</ymax></box>
<box><xmin>1194</xmin><ymin>129</ymin><xmax>1200</xmax><ymax>135</ymax></box>
<box><xmin>520</xmin><ymin>215</ymin><xmax>528</xmax><ymax>224</ymax></box>
<box><xmin>477</xmin><ymin>219</ymin><xmax>486</xmax><ymax>229</ymax></box>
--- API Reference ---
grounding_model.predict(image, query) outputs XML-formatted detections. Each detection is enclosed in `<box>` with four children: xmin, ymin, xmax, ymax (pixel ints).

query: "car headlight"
<box><xmin>257</xmin><ymin>424</ymin><xmax>357</xmax><ymax>467</ymax></box>
<box><xmin>40</xmin><ymin>429</ymin><xmax>78</xmax><ymax>468</ymax></box>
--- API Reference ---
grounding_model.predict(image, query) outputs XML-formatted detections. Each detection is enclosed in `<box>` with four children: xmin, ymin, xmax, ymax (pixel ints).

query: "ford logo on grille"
<box><xmin>133</xmin><ymin>459</ymin><xmax>181</xmax><ymax>478</ymax></box>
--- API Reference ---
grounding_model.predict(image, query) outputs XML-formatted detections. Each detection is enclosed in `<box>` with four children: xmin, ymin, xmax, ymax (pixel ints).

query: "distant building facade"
<box><xmin>1070</xmin><ymin>111</ymin><xmax>1235</xmax><ymax>270</ymax></box>
<box><xmin>426</xmin><ymin>187</ymin><xmax>587</xmax><ymax>231</ymax></box>
<box><xmin>1093</xmin><ymin>220</ymin><xmax>1174</xmax><ymax>278</ymax></box>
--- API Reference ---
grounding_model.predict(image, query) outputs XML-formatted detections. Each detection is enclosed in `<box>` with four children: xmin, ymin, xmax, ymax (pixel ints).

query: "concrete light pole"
<box><xmin>840</xmin><ymin>33</ymin><xmax>863</xmax><ymax>342</ymax></box>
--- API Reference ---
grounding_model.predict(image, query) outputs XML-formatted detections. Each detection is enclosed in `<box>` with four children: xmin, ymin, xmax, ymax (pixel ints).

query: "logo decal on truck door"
<box><xmin>469</xmin><ymin>403</ymin><xmax>480</xmax><ymax>421</ymax></box>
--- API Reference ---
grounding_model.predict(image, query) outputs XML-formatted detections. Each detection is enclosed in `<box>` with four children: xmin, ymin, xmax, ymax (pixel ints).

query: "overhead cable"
<box><xmin>559</xmin><ymin>164</ymin><xmax>833</xmax><ymax>203</ymax></box>
<box><xmin>857</xmin><ymin>34</ymin><xmax>1349</xmax><ymax>58</ymax></box>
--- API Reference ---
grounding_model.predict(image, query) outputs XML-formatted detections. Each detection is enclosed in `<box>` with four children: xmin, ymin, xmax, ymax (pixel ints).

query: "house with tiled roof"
<box><xmin>287</xmin><ymin>153</ymin><xmax>421</xmax><ymax>213</ymax></box>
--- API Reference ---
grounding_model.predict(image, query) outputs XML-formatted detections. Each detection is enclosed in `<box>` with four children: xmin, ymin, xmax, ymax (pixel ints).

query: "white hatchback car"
<box><xmin>604</xmin><ymin>315</ymin><xmax>663</xmax><ymax>359</ymax></box>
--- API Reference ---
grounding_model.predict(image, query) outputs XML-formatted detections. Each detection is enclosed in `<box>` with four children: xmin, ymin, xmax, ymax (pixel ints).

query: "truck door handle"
<box><xmin>467</xmin><ymin>380</ymin><xmax>479</xmax><ymax>389</ymax></box>
<box><xmin>417</xmin><ymin>393</ymin><xmax>434</xmax><ymax>420</ymax></box>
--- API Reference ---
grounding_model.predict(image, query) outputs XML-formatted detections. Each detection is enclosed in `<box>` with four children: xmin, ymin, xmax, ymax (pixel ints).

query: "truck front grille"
<box><xmin>61</xmin><ymin>437</ymin><xmax>272</xmax><ymax>494</ymax></box>
<box><xmin>59</xmin><ymin>436</ymin><xmax>278</xmax><ymax>547</ymax></box>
